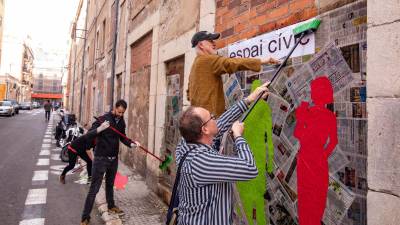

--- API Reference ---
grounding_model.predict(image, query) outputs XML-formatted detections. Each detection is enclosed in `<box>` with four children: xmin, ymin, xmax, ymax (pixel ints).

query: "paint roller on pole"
<box><xmin>93</xmin><ymin>116</ymin><xmax>173</xmax><ymax>170</ymax></box>
<box><xmin>240</xmin><ymin>18</ymin><xmax>321</xmax><ymax>122</ymax></box>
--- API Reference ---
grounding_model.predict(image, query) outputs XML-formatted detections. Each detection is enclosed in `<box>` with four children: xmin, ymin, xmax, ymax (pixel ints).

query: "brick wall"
<box><xmin>126</xmin><ymin>31</ymin><xmax>153</xmax><ymax>176</ymax></box>
<box><xmin>130</xmin><ymin>32</ymin><xmax>153</xmax><ymax>73</ymax></box>
<box><xmin>215</xmin><ymin>0</ymin><xmax>318</xmax><ymax>48</ymax></box>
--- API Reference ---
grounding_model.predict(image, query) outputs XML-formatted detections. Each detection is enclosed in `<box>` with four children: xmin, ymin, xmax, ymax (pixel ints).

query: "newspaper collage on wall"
<box><xmin>163</xmin><ymin>74</ymin><xmax>182</xmax><ymax>183</ymax></box>
<box><xmin>222</xmin><ymin>1</ymin><xmax>367</xmax><ymax>224</ymax></box>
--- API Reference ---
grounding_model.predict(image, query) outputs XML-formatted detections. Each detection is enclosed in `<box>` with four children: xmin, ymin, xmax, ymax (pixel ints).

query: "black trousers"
<box><xmin>81</xmin><ymin>157</ymin><xmax>118</xmax><ymax>221</ymax></box>
<box><xmin>45</xmin><ymin>110</ymin><xmax>50</xmax><ymax>121</ymax></box>
<box><xmin>61</xmin><ymin>150</ymin><xmax>92</xmax><ymax>177</ymax></box>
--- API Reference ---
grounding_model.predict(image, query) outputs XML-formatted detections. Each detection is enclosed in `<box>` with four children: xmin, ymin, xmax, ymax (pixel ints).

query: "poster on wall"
<box><xmin>165</xmin><ymin>74</ymin><xmax>181</xmax><ymax>152</ymax></box>
<box><xmin>224</xmin><ymin>1</ymin><xmax>367</xmax><ymax>224</ymax></box>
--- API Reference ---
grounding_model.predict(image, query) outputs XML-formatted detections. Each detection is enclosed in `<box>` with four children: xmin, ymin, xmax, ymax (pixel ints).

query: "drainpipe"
<box><xmin>71</xmin><ymin>43</ymin><xmax>77</xmax><ymax>112</ymax></box>
<box><xmin>110</xmin><ymin>0</ymin><xmax>120</xmax><ymax>110</ymax></box>
<box><xmin>79</xmin><ymin>0</ymin><xmax>90</xmax><ymax>121</ymax></box>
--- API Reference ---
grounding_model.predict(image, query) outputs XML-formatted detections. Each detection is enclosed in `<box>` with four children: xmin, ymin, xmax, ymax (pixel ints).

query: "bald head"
<box><xmin>179</xmin><ymin>107</ymin><xmax>203</xmax><ymax>143</ymax></box>
<box><xmin>179</xmin><ymin>106</ymin><xmax>218</xmax><ymax>144</ymax></box>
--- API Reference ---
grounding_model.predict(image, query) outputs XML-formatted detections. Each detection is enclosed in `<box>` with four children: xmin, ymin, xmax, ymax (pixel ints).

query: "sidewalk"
<box><xmin>92</xmin><ymin>160</ymin><xmax>168</xmax><ymax>225</ymax></box>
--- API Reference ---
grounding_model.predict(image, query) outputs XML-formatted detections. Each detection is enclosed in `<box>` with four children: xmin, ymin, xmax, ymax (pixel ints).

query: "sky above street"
<box><xmin>2</xmin><ymin>0</ymin><xmax>79</xmax><ymax>76</ymax></box>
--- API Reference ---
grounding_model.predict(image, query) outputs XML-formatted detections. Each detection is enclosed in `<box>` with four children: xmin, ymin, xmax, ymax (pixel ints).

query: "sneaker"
<box><xmin>108</xmin><ymin>206</ymin><xmax>124</xmax><ymax>215</ymax></box>
<box><xmin>59</xmin><ymin>175</ymin><xmax>65</xmax><ymax>184</ymax></box>
<box><xmin>80</xmin><ymin>218</ymin><xmax>90</xmax><ymax>225</ymax></box>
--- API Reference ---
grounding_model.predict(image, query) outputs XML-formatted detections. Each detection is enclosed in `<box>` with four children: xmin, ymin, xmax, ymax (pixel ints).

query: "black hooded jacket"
<box><xmin>69</xmin><ymin>129</ymin><xmax>97</xmax><ymax>154</ymax></box>
<box><xmin>90</xmin><ymin>111</ymin><xmax>132</xmax><ymax>157</ymax></box>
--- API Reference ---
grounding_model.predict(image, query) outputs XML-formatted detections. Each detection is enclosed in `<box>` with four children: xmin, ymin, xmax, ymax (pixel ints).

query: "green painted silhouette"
<box><xmin>237</xmin><ymin>80</ymin><xmax>274</xmax><ymax>225</ymax></box>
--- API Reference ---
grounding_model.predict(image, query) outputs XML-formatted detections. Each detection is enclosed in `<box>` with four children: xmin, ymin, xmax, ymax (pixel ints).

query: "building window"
<box><xmin>102</xmin><ymin>19</ymin><xmax>106</xmax><ymax>54</ymax></box>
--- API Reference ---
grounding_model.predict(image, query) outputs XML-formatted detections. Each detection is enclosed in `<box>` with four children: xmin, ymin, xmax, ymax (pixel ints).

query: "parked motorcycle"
<box><xmin>60</xmin><ymin>125</ymin><xmax>84</xmax><ymax>162</ymax></box>
<box><xmin>54</xmin><ymin>111</ymin><xmax>84</xmax><ymax>162</ymax></box>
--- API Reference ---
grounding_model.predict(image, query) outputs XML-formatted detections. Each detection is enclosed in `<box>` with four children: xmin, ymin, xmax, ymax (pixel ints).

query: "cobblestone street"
<box><xmin>94</xmin><ymin>160</ymin><xmax>167</xmax><ymax>225</ymax></box>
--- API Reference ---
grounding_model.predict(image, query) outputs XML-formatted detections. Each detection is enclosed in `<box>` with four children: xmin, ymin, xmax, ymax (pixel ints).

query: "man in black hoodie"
<box><xmin>81</xmin><ymin>100</ymin><xmax>139</xmax><ymax>225</ymax></box>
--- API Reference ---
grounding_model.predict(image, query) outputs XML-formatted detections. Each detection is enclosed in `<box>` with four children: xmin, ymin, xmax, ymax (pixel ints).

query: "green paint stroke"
<box><xmin>237</xmin><ymin>80</ymin><xmax>274</xmax><ymax>225</ymax></box>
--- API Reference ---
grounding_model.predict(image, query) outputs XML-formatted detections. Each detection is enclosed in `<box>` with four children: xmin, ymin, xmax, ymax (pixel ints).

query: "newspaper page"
<box><xmin>223</xmin><ymin>74</ymin><xmax>244</xmax><ymax>108</ymax></box>
<box><xmin>266</xmin><ymin>93</ymin><xmax>290</xmax><ymax>137</ymax></box>
<box><xmin>281</xmin><ymin>110</ymin><xmax>299</xmax><ymax>146</ymax></box>
<box><xmin>322</xmin><ymin>176</ymin><xmax>356</xmax><ymax>225</ymax></box>
<box><xmin>272</xmin><ymin>134</ymin><xmax>297</xmax><ymax>171</ymax></box>
<box><xmin>285</xmin><ymin>64</ymin><xmax>314</xmax><ymax>106</ymax></box>
<box><xmin>286</xmin><ymin>43</ymin><xmax>354</xmax><ymax>107</ymax></box>
<box><xmin>328</xmin><ymin>146</ymin><xmax>350</xmax><ymax>175</ymax></box>
<box><xmin>309</xmin><ymin>42</ymin><xmax>354</xmax><ymax>94</ymax></box>
<box><xmin>266</xmin><ymin>171</ymin><xmax>298</xmax><ymax>225</ymax></box>
<box><xmin>270</xmin><ymin>65</ymin><xmax>300</xmax><ymax>99</ymax></box>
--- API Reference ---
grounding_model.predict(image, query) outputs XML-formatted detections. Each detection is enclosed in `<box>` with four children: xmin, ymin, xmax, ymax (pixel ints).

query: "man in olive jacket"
<box><xmin>188</xmin><ymin>31</ymin><xmax>279</xmax><ymax>116</ymax></box>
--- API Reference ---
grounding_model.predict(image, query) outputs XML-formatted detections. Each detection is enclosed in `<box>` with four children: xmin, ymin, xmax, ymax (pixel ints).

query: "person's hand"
<box><xmin>231</xmin><ymin>121</ymin><xmax>244</xmax><ymax>138</ymax></box>
<box><xmin>261</xmin><ymin>57</ymin><xmax>280</xmax><ymax>65</ymax></box>
<box><xmin>96</xmin><ymin>120</ymin><xmax>110</xmax><ymax>133</ymax></box>
<box><xmin>245</xmin><ymin>81</ymin><xmax>270</xmax><ymax>103</ymax></box>
<box><xmin>130</xmin><ymin>140</ymin><xmax>141</xmax><ymax>148</ymax></box>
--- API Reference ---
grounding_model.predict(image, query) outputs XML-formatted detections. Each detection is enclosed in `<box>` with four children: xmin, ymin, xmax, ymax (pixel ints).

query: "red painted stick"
<box><xmin>93</xmin><ymin>116</ymin><xmax>163</xmax><ymax>162</ymax></box>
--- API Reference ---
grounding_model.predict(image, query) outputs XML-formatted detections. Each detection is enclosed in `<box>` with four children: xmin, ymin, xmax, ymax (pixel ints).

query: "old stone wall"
<box><xmin>367</xmin><ymin>0</ymin><xmax>400</xmax><ymax>224</ymax></box>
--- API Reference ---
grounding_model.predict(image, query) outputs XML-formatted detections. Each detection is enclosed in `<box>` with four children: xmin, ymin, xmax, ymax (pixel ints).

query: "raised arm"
<box><xmin>211</xmin><ymin>56</ymin><xmax>261</xmax><ymax>75</ymax></box>
<box><xmin>192</xmin><ymin>137</ymin><xmax>258</xmax><ymax>185</ymax></box>
<box><xmin>212</xmin><ymin>82</ymin><xmax>271</xmax><ymax>149</ymax></box>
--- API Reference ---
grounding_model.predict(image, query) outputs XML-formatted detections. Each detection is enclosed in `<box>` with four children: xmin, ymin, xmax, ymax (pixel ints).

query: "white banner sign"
<box><xmin>228</xmin><ymin>19</ymin><xmax>316</xmax><ymax>60</ymax></box>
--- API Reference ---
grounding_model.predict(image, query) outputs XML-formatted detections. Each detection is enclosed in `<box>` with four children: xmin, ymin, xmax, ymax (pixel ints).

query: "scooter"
<box><xmin>59</xmin><ymin>125</ymin><xmax>84</xmax><ymax>162</ymax></box>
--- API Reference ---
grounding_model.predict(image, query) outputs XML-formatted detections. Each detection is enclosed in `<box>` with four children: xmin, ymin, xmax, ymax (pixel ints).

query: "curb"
<box><xmin>94</xmin><ymin>184</ymin><xmax>123</xmax><ymax>225</ymax></box>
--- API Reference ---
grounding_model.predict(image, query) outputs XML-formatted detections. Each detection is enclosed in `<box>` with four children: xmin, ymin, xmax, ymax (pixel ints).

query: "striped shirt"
<box><xmin>176</xmin><ymin>100</ymin><xmax>258</xmax><ymax>225</ymax></box>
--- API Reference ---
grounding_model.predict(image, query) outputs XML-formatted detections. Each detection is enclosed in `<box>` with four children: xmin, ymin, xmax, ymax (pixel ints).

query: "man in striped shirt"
<box><xmin>176</xmin><ymin>82</ymin><xmax>270</xmax><ymax>225</ymax></box>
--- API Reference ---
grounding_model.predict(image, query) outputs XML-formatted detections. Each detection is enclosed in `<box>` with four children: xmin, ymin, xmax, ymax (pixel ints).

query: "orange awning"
<box><xmin>31</xmin><ymin>93</ymin><xmax>63</xmax><ymax>99</ymax></box>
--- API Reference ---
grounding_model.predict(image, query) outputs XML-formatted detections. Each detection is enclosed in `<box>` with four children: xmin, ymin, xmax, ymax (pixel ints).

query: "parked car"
<box><xmin>32</xmin><ymin>102</ymin><xmax>40</xmax><ymax>108</ymax></box>
<box><xmin>4</xmin><ymin>99</ymin><xmax>19</xmax><ymax>114</ymax></box>
<box><xmin>20</xmin><ymin>102</ymin><xmax>33</xmax><ymax>110</ymax></box>
<box><xmin>0</xmin><ymin>101</ymin><xmax>15</xmax><ymax>116</ymax></box>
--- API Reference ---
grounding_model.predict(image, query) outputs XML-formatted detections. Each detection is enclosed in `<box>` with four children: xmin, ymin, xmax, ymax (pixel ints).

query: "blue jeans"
<box><xmin>81</xmin><ymin>156</ymin><xmax>118</xmax><ymax>221</ymax></box>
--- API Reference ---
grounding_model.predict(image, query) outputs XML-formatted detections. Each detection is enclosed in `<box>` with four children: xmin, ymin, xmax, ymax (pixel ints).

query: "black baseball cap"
<box><xmin>191</xmin><ymin>31</ymin><xmax>220</xmax><ymax>47</ymax></box>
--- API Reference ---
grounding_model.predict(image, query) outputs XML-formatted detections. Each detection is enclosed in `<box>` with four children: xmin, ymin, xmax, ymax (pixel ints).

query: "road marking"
<box><xmin>19</xmin><ymin>218</ymin><xmax>45</xmax><ymax>225</ymax></box>
<box><xmin>51</xmin><ymin>154</ymin><xmax>61</xmax><ymax>161</ymax></box>
<box><xmin>50</xmin><ymin>165</ymin><xmax>64</xmax><ymax>175</ymax></box>
<box><xmin>20</xmin><ymin>204</ymin><xmax>45</xmax><ymax>221</ymax></box>
<box><xmin>52</xmin><ymin>148</ymin><xmax>61</xmax><ymax>152</ymax></box>
<box><xmin>36</xmin><ymin>158</ymin><xmax>49</xmax><ymax>166</ymax></box>
<box><xmin>41</xmin><ymin>144</ymin><xmax>51</xmax><ymax>148</ymax></box>
<box><xmin>39</xmin><ymin>150</ymin><xmax>50</xmax><ymax>156</ymax></box>
<box><xmin>32</xmin><ymin>171</ymin><xmax>49</xmax><ymax>181</ymax></box>
<box><xmin>42</xmin><ymin>139</ymin><xmax>51</xmax><ymax>143</ymax></box>
<box><xmin>25</xmin><ymin>189</ymin><xmax>47</xmax><ymax>205</ymax></box>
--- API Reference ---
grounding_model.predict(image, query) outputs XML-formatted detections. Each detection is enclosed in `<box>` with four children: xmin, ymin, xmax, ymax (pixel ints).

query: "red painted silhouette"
<box><xmin>294</xmin><ymin>76</ymin><xmax>338</xmax><ymax>225</ymax></box>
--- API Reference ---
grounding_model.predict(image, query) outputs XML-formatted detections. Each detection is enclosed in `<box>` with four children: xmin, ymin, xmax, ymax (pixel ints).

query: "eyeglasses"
<box><xmin>201</xmin><ymin>113</ymin><xmax>216</xmax><ymax>127</ymax></box>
